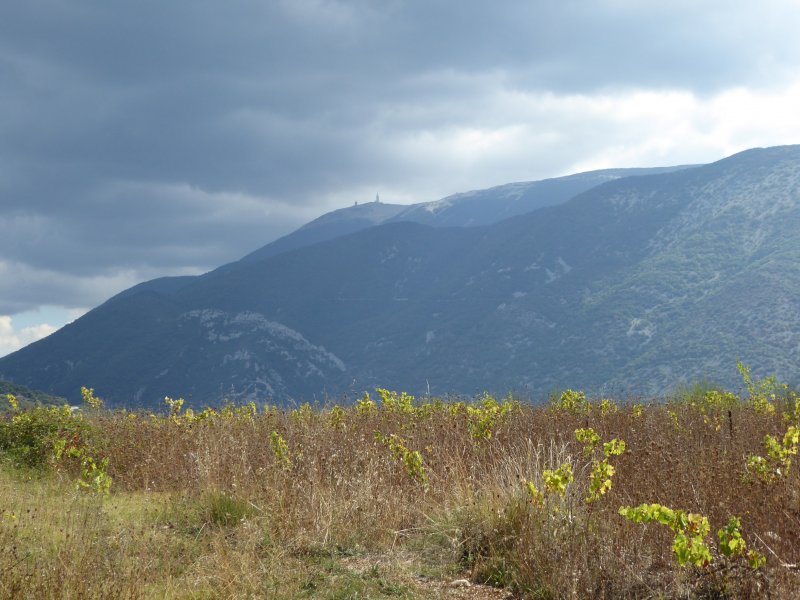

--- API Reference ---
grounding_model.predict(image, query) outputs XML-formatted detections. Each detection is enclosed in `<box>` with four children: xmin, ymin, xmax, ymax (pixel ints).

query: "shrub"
<box><xmin>0</xmin><ymin>404</ymin><xmax>97</xmax><ymax>470</ymax></box>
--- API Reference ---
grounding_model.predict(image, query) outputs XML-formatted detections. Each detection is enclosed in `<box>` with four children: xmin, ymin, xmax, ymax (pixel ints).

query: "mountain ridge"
<box><xmin>2</xmin><ymin>146</ymin><xmax>799</xmax><ymax>407</ymax></box>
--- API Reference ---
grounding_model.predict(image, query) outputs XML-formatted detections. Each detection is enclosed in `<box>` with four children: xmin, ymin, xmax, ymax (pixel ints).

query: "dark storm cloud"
<box><xmin>2</xmin><ymin>0</ymin><xmax>800</xmax><ymax>316</ymax></box>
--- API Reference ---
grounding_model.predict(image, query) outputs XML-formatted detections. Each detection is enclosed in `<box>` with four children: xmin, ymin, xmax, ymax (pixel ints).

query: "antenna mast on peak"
<box><xmin>375</xmin><ymin>192</ymin><xmax>380</xmax><ymax>203</ymax></box>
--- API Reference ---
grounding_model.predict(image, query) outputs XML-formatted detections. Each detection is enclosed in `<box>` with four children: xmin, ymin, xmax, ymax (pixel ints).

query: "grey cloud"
<box><xmin>4</xmin><ymin>1</ymin><xmax>798</xmax><ymax>200</ymax></box>
<box><xmin>0</xmin><ymin>260</ymin><xmax>145</xmax><ymax>315</ymax></box>
<box><xmin>1</xmin><ymin>182</ymin><xmax>316</xmax><ymax>274</ymax></box>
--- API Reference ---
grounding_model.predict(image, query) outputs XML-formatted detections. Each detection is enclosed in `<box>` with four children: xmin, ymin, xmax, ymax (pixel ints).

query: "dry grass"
<box><xmin>1</xmin><ymin>390</ymin><xmax>799</xmax><ymax>599</ymax></box>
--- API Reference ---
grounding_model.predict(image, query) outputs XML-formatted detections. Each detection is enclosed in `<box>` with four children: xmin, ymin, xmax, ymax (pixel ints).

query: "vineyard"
<box><xmin>1</xmin><ymin>374</ymin><xmax>799</xmax><ymax>599</ymax></box>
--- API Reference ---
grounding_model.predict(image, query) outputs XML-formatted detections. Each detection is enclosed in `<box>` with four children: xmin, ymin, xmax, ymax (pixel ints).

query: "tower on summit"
<box><xmin>375</xmin><ymin>192</ymin><xmax>380</xmax><ymax>203</ymax></box>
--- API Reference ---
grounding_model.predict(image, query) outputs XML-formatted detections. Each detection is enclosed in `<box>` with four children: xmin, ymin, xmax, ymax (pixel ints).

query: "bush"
<box><xmin>0</xmin><ymin>404</ymin><xmax>98</xmax><ymax>470</ymax></box>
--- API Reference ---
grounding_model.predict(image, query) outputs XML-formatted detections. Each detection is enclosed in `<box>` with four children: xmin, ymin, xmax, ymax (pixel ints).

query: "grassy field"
<box><xmin>1</xmin><ymin>382</ymin><xmax>799</xmax><ymax>599</ymax></box>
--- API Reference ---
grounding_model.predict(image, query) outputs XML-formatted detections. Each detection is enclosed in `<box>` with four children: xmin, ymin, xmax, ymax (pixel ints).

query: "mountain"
<box><xmin>233</xmin><ymin>167</ymin><xmax>693</xmax><ymax>263</ymax></box>
<box><xmin>1</xmin><ymin>146</ymin><xmax>798</xmax><ymax>407</ymax></box>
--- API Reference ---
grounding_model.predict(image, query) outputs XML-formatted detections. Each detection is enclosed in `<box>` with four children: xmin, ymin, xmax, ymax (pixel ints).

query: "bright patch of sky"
<box><xmin>0</xmin><ymin>307</ymin><xmax>86</xmax><ymax>358</ymax></box>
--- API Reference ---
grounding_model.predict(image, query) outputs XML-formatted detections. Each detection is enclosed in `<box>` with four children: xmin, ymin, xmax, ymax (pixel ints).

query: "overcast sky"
<box><xmin>3</xmin><ymin>0</ymin><xmax>800</xmax><ymax>357</ymax></box>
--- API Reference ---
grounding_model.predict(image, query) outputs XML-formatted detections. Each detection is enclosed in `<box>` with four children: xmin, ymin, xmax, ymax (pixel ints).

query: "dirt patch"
<box><xmin>340</xmin><ymin>551</ymin><xmax>514</xmax><ymax>599</ymax></box>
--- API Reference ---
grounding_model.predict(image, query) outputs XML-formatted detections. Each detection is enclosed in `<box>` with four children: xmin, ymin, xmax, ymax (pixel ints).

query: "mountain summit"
<box><xmin>2</xmin><ymin>146</ymin><xmax>799</xmax><ymax>407</ymax></box>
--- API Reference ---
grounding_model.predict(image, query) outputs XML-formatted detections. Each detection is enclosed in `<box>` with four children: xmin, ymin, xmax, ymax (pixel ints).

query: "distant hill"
<box><xmin>1</xmin><ymin>147</ymin><xmax>798</xmax><ymax>407</ymax></box>
<box><xmin>385</xmin><ymin>166</ymin><xmax>693</xmax><ymax>227</ymax></box>
<box><xmin>0</xmin><ymin>380</ymin><xmax>66</xmax><ymax>411</ymax></box>
<box><xmin>233</xmin><ymin>166</ymin><xmax>694</xmax><ymax>264</ymax></box>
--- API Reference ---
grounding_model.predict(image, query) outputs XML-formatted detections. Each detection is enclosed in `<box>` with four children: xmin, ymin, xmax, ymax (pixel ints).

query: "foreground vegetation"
<box><xmin>1</xmin><ymin>374</ymin><xmax>799</xmax><ymax>599</ymax></box>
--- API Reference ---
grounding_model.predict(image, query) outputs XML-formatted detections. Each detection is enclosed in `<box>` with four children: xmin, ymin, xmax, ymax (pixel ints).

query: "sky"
<box><xmin>3</xmin><ymin>0</ymin><xmax>800</xmax><ymax>358</ymax></box>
